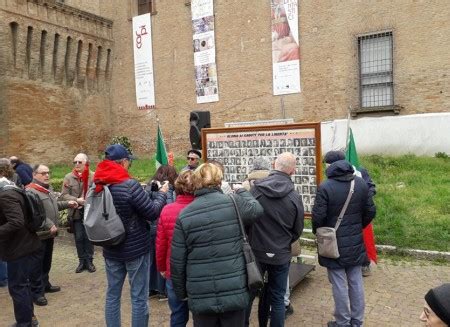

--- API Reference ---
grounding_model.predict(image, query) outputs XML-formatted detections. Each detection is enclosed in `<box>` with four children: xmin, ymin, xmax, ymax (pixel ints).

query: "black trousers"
<box><xmin>8</xmin><ymin>251</ymin><xmax>40</xmax><ymax>326</ymax></box>
<box><xmin>30</xmin><ymin>238</ymin><xmax>54</xmax><ymax>298</ymax></box>
<box><xmin>73</xmin><ymin>219</ymin><xmax>94</xmax><ymax>261</ymax></box>
<box><xmin>193</xmin><ymin>309</ymin><xmax>245</xmax><ymax>327</ymax></box>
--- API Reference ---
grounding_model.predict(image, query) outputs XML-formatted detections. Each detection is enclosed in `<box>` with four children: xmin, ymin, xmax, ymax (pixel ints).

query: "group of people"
<box><xmin>1</xmin><ymin>145</ymin><xmax>449</xmax><ymax>327</ymax></box>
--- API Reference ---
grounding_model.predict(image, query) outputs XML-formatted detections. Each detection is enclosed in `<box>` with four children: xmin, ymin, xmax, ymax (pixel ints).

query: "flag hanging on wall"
<box><xmin>155</xmin><ymin>125</ymin><xmax>168</xmax><ymax>168</ymax></box>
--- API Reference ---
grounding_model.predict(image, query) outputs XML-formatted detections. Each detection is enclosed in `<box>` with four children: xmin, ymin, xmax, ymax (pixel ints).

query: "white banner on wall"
<box><xmin>191</xmin><ymin>0</ymin><xmax>219</xmax><ymax>104</ymax></box>
<box><xmin>271</xmin><ymin>0</ymin><xmax>301</xmax><ymax>95</ymax></box>
<box><xmin>132</xmin><ymin>13</ymin><xmax>155</xmax><ymax>110</ymax></box>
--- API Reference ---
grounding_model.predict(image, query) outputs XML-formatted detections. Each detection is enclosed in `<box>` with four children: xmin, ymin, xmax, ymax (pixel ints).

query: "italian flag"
<box><xmin>346</xmin><ymin>128</ymin><xmax>377</xmax><ymax>263</ymax></box>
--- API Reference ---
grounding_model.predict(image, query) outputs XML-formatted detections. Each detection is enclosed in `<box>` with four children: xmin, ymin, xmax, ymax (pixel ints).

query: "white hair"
<box><xmin>274</xmin><ymin>152</ymin><xmax>296</xmax><ymax>175</ymax></box>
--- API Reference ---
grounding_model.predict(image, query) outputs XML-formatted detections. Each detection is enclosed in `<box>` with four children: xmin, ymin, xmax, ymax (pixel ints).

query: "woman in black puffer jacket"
<box><xmin>312</xmin><ymin>159</ymin><xmax>376</xmax><ymax>327</ymax></box>
<box><xmin>171</xmin><ymin>163</ymin><xmax>263</xmax><ymax>326</ymax></box>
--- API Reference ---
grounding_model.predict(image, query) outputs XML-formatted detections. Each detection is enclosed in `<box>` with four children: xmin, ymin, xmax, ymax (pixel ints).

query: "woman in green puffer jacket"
<box><xmin>171</xmin><ymin>163</ymin><xmax>263</xmax><ymax>326</ymax></box>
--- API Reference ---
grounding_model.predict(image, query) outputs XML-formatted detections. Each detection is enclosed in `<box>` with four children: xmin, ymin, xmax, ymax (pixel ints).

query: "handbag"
<box><xmin>291</xmin><ymin>239</ymin><xmax>301</xmax><ymax>257</ymax></box>
<box><xmin>228</xmin><ymin>194</ymin><xmax>264</xmax><ymax>291</ymax></box>
<box><xmin>316</xmin><ymin>179</ymin><xmax>355</xmax><ymax>259</ymax></box>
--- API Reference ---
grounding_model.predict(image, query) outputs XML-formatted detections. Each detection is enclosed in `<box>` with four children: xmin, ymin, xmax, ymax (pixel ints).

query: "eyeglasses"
<box><xmin>187</xmin><ymin>157</ymin><xmax>198</xmax><ymax>161</ymax></box>
<box><xmin>73</xmin><ymin>161</ymin><xmax>84</xmax><ymax>165</ymax></box>
<box><xmin>36</xmin><ymin>171</ymin><xmax>50</xmax><ymax>176</ymax></box>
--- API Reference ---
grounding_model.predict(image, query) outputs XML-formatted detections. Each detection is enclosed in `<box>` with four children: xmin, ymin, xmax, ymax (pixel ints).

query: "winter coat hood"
<box><xmin>326</xmin><ymin>160</ymin><xmax>355</xmax><ymax>182</ymax></box>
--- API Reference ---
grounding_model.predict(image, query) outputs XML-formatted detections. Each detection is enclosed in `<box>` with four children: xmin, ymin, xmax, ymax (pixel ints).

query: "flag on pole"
<box><xmin>155</xmin><ymin>125</ymin><xmax>168</xmax><ymax>168</ymax></box>
<box><xmin>345</xmin><ymin>128</ymin><xmax>360</xmax><ymax>169</ymax></box>
<box><xmin>345</xmin><ymin>128</ymin><xmax>377</xmax><ymax>264</ymax></box>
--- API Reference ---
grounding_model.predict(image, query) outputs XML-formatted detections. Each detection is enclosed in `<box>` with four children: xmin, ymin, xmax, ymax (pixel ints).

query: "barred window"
<box><xmin>358</xmin><ymin>32</ymin><xmax>393</xmax><ymax>108</ymax></box>
<box><xmin>138</xmin><ymin>0</ymin><xmax>154</xmax><ymax>15</ymax></box>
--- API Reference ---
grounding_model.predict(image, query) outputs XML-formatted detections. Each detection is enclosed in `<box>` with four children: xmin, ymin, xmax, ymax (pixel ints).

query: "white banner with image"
<box><xmin>192</xmin><ymin>0</ymin><xmax>219</xmax><ymax>103</ymax></box>
<box><xmin>132</xmin><ymin>13</ymin><xmax>156</xmax><ymax>109</ymax></box>
<box><xmin>271</xmin><ymin>0</ymin><xmax>301</xmax><ymax>95</ymax></box>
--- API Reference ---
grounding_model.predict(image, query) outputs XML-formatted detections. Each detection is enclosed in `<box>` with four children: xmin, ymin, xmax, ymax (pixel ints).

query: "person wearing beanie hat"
<box><xmin>324</xmin><ymin>150</ymin><xmax>345</xmax><ymax>164</ymax></box>
<box><xmin>324</xmin><ymin>150</ymin><xmax>378</xmax><ymax>277</ymax></box>
<box><xmin>421</xmin><ymin>284</ymin><xmax>450</xmax><ymax>326</ymax></box>
<box><xmin>183</xmin><ymin>149</ymin><xmax>202</xmax><ymax>171</ymax></box>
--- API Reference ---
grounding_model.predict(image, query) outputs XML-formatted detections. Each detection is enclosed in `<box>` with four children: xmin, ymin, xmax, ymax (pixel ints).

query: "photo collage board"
<box><xmin>202</xmin><ymin>123</ymin><xmax>322</xmax><ymax>215</ymax></box>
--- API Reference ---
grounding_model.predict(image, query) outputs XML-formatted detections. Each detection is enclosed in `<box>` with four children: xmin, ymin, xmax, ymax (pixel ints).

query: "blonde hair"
<box><xmin>192</xmin><ymin>163</ymin><xmax>223</xmax><ymax>190</ymax></box>
<box><xmin>174</xmin><ymin>170</ymin><xmax>195</xmax><ymax>195</ymax></box>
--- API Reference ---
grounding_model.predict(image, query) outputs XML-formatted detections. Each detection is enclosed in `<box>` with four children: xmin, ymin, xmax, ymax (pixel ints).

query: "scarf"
<box><xmin>26</xmin><ymin>182</ymin><xmax>50</xmax><ymax>194</ymax></box>
<box><xmin>72</xmin><ymin>162</ymin><xmax>90</xmax><ymax>197</ymax></box>
<box><xmin>93</xmin><ymin>160</ymin><xmax>130</xmax><ymax>193</ymax></box>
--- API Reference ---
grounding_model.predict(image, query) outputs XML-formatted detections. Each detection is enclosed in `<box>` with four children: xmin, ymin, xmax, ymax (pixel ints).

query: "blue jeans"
<box><xmin>166</xmin><ymin>279</ymin><xmax>189</xmax><ymax>327</ymax></box>
<box><xmin>0</xmin><ymin>260</ymin><xmax>7</xmax><ymax>286</ymax></box>
<box><xmin>246</xmin><ymin>261</ymin><xmax>290</xmax><ymax>327</ymax></box>
<box><xmin>327</xmin><ymin>266</ymin><xmax>365</xmax><ymax>327</ymax></box>
<box><xmin>8</xmin><ymin>251</ymin><xmax>40</xmax><ymax>326</ymax></box>
<box><xmin>105</xmin><ymin>253</ymin><xmax>150</xmax><ymax>327</ymax></box>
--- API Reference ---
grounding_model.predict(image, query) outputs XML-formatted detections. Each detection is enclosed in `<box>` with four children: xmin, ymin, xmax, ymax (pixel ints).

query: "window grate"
<box><xmin>358</xmin><ymin>31</ymin><xmax>393</xmax><ymax>108</ymax></box>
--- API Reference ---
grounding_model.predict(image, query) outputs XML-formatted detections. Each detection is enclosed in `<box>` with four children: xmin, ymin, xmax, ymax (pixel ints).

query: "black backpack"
<box><xmin>0</xmin><ymin>181</ymin><xmax>46</xmax><ymax>232</ymax></box>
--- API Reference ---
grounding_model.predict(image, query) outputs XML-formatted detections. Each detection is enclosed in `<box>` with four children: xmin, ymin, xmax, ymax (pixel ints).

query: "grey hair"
<box><xmin>252</xmin><ymin>157</ymin><xmax>271</xmax><ymax>171</ymax></box>
<box><xmin>274</xmin><ymin>152</ymin><xmax>296</xmax><ymax>174</ymax></box>
<box><xmin>74</xmin><ymin>153</ymin><xmax>89</xmax><ymax>163</ymax></box>
<box><xmin>32</xmin><ymin>164</ymin><xmax>47</xmax><ymax>173</ymax></box>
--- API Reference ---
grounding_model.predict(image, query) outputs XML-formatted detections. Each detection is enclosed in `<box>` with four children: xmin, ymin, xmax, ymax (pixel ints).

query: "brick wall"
<box><xmin>1</xmin><ymin>0</ymin><xmax>449</xmax><ymax>161</ymax></box>
<box><xmin>109</xmin><ymin>0</ymin><xmax>450</xmax><ymax>156</ymax></box>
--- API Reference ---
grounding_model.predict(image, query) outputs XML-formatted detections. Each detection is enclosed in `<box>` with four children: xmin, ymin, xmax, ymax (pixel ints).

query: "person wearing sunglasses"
<box><xmin>182</xmin><ymin>149</ymin><xmax>202</xmax><ymax>171</ymax></box>
<box><xmin>61</xmin><ymin>153</ymin><xmax>95</xmax><ymax>274</ymax></box>
<box><xmin>27</xmin><ymin>164</ymin><xmax>78</xmax><ymax>307</ymax></box>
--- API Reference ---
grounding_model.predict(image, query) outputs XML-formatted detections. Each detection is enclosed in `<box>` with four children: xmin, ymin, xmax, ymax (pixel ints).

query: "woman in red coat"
<box><xmin>156</xmin><ymin>170</ymin><xmax>195</xmax><ymax>326</ymax></box>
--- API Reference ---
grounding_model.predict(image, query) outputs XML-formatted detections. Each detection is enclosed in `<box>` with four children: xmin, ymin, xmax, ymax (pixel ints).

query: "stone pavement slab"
<box><xmin>1</xmin><ymin>240</ymin><xmax>449</xmax><ymax>327</ymax></box>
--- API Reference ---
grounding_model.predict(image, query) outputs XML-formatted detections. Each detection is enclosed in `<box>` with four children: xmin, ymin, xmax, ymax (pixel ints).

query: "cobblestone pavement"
<box><xmin>1</xmin><ymin>240</ymin><xmax>449</xmax><ymax>327</ymax></box>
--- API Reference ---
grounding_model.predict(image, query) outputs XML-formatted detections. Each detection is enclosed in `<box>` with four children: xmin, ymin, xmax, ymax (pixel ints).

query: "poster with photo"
<box><xmin>132</xmin><ymin>13</ymin><xmax>155</xmax><ymax>109</ymax></box>
<box><xmin>191</xmin><ymin>0</ymin><xmax>219</xmax><ymax>103</ymax></box>
<box><xmin>271</xmin><ymin>0</ymin><xmax>301</xmax><ymax>95</ymax></box>
<box><xmin>202</xmin><ymin>123</ymin><xmax>321</xmax><ymax>215</ymax></box>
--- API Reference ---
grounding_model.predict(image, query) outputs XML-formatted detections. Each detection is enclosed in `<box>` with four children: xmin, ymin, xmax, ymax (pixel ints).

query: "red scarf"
<box><xmin>72</xmin><ymin>162</ymin><xmax>90</xmax><ymax>197</ymax></box>
<box><xmin>93</xmin><ymin>160</ymin><xmax>130</xmax><ymax>193</ymax></box>
<box><xmin>26</xmin><ymin>182</ymin><xmax>50</xmax><ymax>194</ymax></box>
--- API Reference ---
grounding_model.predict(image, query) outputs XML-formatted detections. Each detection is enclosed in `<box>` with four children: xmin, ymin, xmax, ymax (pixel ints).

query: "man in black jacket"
<box><xmin>312</xmin><ymin>158</ymin><xmax>376</xmax><ymax>327</ymax></box>
<box><xmin>0</xmin><ymin>158</ymin><xmax>41</xmax><ymax>326</ymax></box>
<box><xmin>247</xmin><ymin>152</ymin><xmax>304</xmax><ymax>326</ymax></box>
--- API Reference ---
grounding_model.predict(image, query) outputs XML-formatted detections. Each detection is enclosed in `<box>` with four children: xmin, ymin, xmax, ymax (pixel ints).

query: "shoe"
<box><xmin>86</xmin><ymin>261</ymin><xmax>96</xmax><ymax>273</ymax></box>
<box><xmin>362</xmin><ymin>265</ymin><xmax>371</xmax><ymax>277</ymax></box>
<box><xmin>148</xmin><ymin>290</ymin><xmax>159</xmax><ymax>298</ymax></box>
<box><xmin>32</xmin><ymin>315</ymin><xmax>40</xmax><ymax>327</ymax></box>
<box><xmin>285</xmin><ymin>303</ymin><xmax>294</xmax><ymax>317</ymax></box>
<box><xmin>327</xmin><ymin>321</ymin><xmax>351</xmax><ymax>327</ymax></box>
<box><xmin>33</xmin><ymin>296</ymin><xmax>48</xmax><ymax>306</ymax></box>
<box><xmin>45</xmin><ymin>285</ymin><xmax>61</xmax><ymax>293</ymax></box>
<box><xmin>157</xmin><ymin>294</ymin><xmax>168</xmax><ymax>302</ymax></box>
<box><xmin>75</xmin><ymin>261</ymin><xmax>86</xmax><ymax>273</ymax></box>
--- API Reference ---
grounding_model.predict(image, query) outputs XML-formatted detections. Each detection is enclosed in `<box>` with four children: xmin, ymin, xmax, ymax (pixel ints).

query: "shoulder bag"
<box><xmin>316</xmin><ymin>179</ymin><xmax>355</xmax><ymax>259</ymax></box>
<box><xmin>228</xmin><ymin>194</ymin><xmax>264</xmax><ymax>291</ymax></box>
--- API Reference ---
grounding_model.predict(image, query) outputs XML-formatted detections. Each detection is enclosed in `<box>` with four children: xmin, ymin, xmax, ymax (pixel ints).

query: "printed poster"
<box><xmin>132</xmin><ymin>13</ymin><xmax>155</xmax><ymax>109</ymax></box>
<box><xmin>205</xmin><ymin>128</ymin><xmax>318</xmax><ymax>213</ymax></box>
<box><xmin>271</xmin><ymin>0</ymin><xmax>301</xmax><ymax>95</ymax></box>
<box><xmin>191</xmin><ymin>0</ymin><xmax>219</xmax><ymax>103</ymax></box>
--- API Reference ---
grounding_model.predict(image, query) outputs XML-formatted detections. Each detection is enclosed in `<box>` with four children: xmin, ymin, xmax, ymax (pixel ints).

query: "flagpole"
<box><xmin>345</xmin><ymin>105</ymin><xmax>351</xmax><ymax>151</ymax></box>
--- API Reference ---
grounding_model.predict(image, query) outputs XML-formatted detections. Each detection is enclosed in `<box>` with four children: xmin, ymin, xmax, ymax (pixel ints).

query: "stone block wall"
<box><xmin>0</xmin><ymin>0</ymin><xmax>114</xmax><ymax>163</ymax></box>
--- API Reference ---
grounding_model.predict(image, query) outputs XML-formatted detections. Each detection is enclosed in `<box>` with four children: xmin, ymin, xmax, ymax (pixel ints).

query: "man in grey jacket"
<box><xmin>27</xmin><ymin>164</ymin><xmax>78</xmax><ymax>306</ymax></box>
<box><xmin>246</xmin><ymin>152</ymin><xmax>304</xmax><ymax>326</ymax></box>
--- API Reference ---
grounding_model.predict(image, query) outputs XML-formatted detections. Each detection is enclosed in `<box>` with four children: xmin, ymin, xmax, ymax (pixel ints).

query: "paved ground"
<box><xmin>1</xmin><ymin>240</ymin><xmax>449</xmax><ymax>327</ymax></box>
